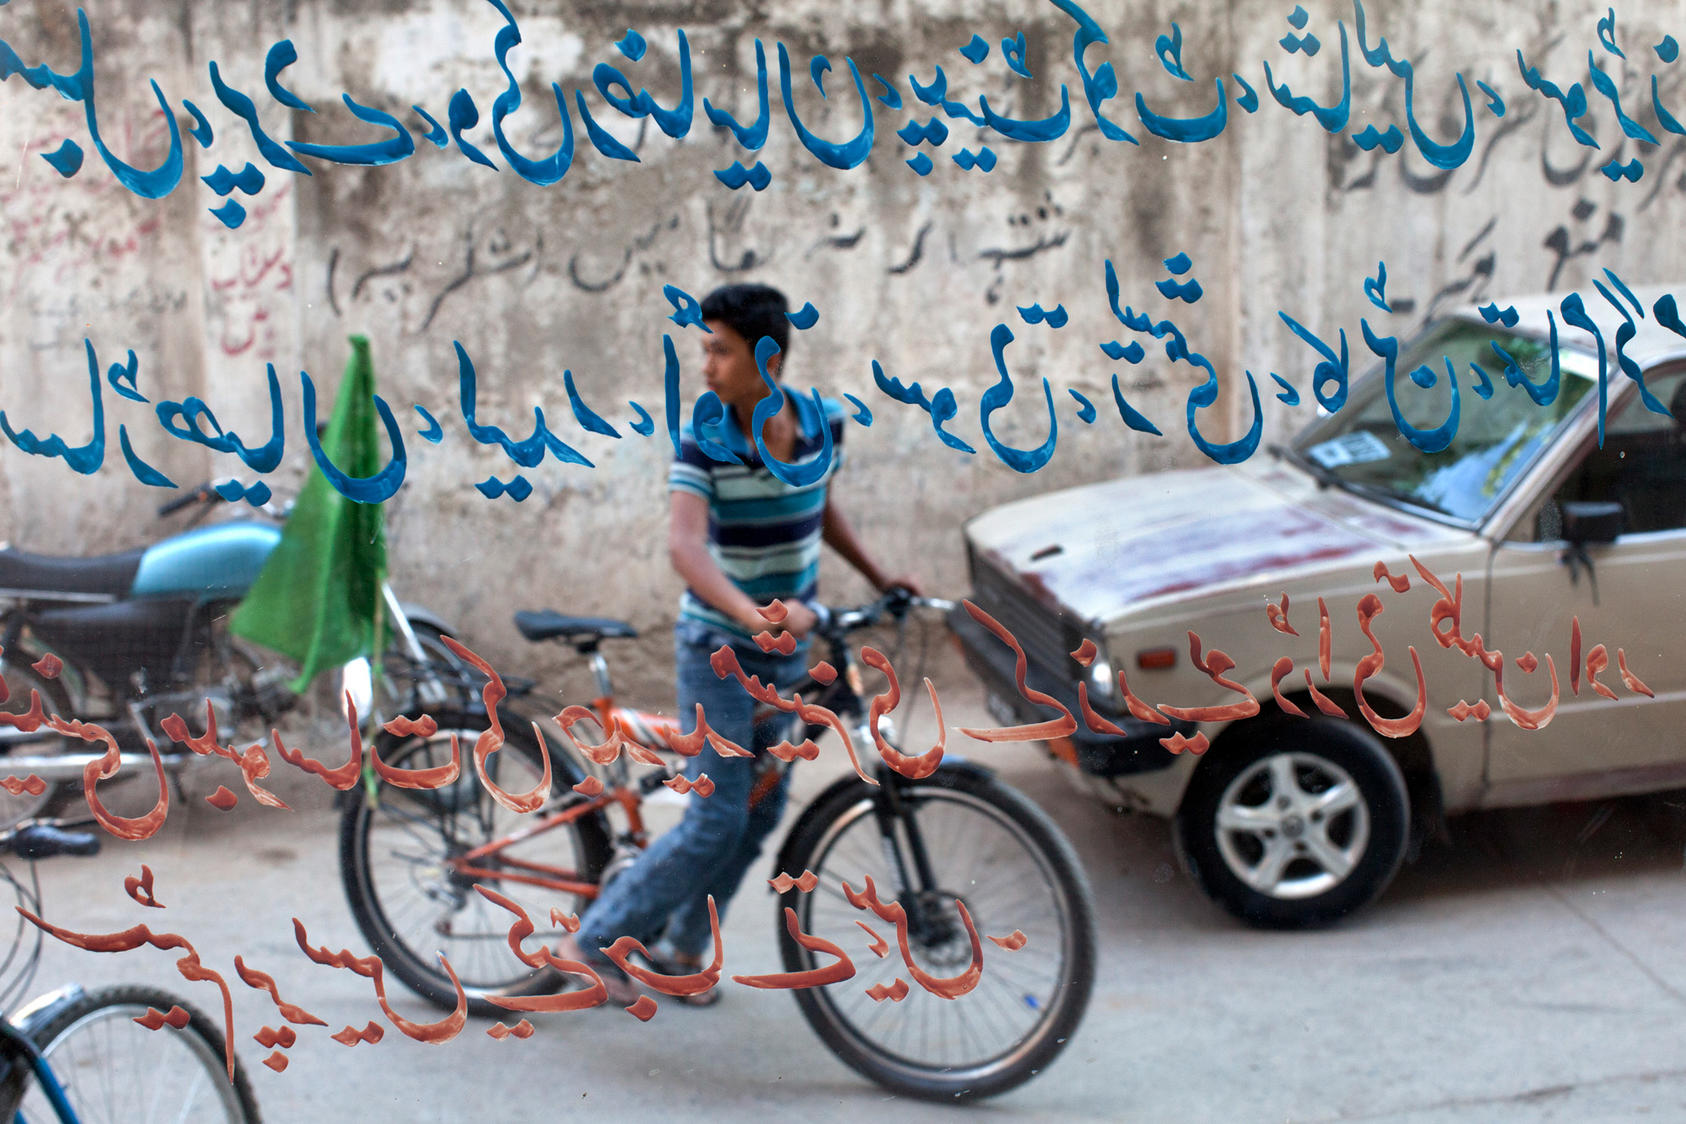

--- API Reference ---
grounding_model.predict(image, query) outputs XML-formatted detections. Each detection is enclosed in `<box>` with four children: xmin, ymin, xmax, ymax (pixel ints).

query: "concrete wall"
<box><xmin>2</xmin><ymin>0</ymin><xmax>1683</xmax><ymax>699</ymax></box>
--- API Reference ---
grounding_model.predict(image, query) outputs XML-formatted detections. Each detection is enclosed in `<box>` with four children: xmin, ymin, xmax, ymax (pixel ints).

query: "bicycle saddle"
<box><xmin>7</xmin><ymin>823</ymin><xmax>101</xmax><ymax>859</ymax></box>
<box><xmin>513</xmin><ymin>610</ymin><xmax>638</xmax><ymax>650</ymax></box>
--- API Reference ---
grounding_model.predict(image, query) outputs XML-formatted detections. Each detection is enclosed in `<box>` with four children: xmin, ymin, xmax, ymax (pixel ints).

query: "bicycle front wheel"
<box><xmin>339</xmin><ymin>709</ymin><xmax>612</xmax><ymax>1017</ymax></box>
<box><xmin>18</xmin><ymin>984</ymin><xmax>260</xmax><ymax>1122</ymax></box>
<box><xmin>777</xmin><ymin>764</ymin><xmax>1097</xmax><ymax>1100</ymax></box>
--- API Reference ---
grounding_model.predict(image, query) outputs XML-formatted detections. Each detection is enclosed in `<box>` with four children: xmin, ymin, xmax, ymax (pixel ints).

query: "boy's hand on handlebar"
<box><xmin>778</xmin><ymin>600</ymin><xmax>819</xmax><ymax>640</ymax></box>
<box><xmin>879</xmin><ymin>575</ymin><xmax>924</xmax><ymax>597</ymax></box>
<box><xmin>741</xmin><ymin>599</ymin><xmax>818</xmax><ymax>641</ymax></box>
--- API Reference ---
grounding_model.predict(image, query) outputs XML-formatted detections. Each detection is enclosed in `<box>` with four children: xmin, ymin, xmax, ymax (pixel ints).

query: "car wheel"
<box><xmin>1176</xmin><ymin>717</ymin><xmax>1410</xmax><ymax>928</ymax></box>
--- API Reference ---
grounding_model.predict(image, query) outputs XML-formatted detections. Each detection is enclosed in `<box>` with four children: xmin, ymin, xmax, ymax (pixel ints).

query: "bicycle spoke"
<box><xmin>22</xmin><ymin>988</ymin><xmax>256</xmax><ymax>1122</ymax></box>
<box><xmin>787</xmin><ymin>775</ymin><xmax>1094</xmax><ymax>1095</ymax></box>
<box><xmin>343</xmin><ymin>720</ymin><xmax>604</xmax><ymax>1006</ymax></box>
<box><xmin>979</xmin><ymin>953</ymin><xmax>1063</xmax><ymax>997</ymax></box>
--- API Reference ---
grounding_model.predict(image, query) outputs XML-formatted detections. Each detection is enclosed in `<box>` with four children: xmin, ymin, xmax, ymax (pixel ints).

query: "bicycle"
<box><xmin>337</xmin><ymin>589</ymin><xmax>1097</xmax><ymax>1101</ymax></box>
<box><xmin>0</xmin><ymin>820</ymin><xmax>261</xmax><ymax>1122</ymax></box>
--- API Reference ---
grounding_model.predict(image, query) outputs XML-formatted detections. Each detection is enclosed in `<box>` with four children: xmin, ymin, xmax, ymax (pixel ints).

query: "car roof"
<box><xmin>1455</xmin><ymin>282</ymin><xmax>1686</xmax><ymax>368</ymax></box>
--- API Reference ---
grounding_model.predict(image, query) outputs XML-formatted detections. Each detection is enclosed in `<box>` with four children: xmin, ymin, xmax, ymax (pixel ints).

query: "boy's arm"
<box><xmin>821</xmin><ymin>496</ymin><xmax>921</xmax><ymax>595</ymax></box>
<box><xmin>670</xmin><ymin>491</ymin><xmax>818</xmax><ymax>637</ymax></box>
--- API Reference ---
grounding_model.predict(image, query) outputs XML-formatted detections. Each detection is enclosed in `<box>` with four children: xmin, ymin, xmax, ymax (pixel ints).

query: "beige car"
<box><xmin>951</xmin><ymin>284</ymin><xmax>1686</xmax><ymax>927</ymax></box>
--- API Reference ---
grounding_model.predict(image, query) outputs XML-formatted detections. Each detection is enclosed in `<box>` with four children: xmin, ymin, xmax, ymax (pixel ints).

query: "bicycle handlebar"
<box><xmin>156</xmin><ymin>483</ymin><xmax>217</xmax><ymax>518</ymax></box>
<box><xmin>810</xmin><ymin>588</ymin><xmax>957</xmax><ymax>638</ymax></box>
<box><xmin>158</xmin><ymin>480</ymin><xmax>291</xmax><ymax>520</ymax></box>
<box><xmin>509</xmin><ymin>589</ymin><xmax>958</xmax><ymax>659</ymax></box>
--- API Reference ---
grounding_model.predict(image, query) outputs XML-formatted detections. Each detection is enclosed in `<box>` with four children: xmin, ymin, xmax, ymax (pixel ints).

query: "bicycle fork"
<box><xmin>866</xmin><ymin>765</ymin><xmax>957</xmax><ymax>946</ymax></box>
<box><xmin>0</xmin><ymin>1019</ymin><xmax>79</xmax><ymax>1124</ymax></box>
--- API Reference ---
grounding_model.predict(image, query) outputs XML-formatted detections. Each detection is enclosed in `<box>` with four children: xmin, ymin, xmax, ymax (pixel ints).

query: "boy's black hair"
<box><xmin>700</xmin><ymin>283</ymin><xmax>790</xmax><ymax>359</ymax></box>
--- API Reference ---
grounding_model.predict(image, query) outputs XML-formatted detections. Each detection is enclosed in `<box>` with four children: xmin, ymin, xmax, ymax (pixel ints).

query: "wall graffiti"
<box><xmin>2</xmin><ymin>0</ymin><xmax>1685</xmax><ymax>1109</ymax></box>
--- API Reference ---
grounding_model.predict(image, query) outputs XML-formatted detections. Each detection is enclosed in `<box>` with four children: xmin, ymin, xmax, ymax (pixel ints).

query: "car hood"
<box><xmin>964</xmin><ymin>460</ymin><xmax>1466</xmax><ymax>626</ymax></box>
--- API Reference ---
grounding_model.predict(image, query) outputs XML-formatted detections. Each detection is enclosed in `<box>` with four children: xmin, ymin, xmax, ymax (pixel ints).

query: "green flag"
<box><xmin>231</xmin><ymin>335</ymin><xmax>390</xmax><ymax>691</ymax></box>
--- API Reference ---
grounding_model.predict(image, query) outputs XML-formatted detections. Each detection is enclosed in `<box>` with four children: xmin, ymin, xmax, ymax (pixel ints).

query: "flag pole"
<box><xmin>361</xmin><ymin>588</ymin><xmax>385</xmax><ymax>804</ymax></box>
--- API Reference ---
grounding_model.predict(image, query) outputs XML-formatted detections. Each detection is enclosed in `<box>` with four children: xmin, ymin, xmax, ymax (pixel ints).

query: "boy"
<box><xmin>567</xmin><ymin>283</ymin><xmax>916</xmax><ymax>1005</ymax></box>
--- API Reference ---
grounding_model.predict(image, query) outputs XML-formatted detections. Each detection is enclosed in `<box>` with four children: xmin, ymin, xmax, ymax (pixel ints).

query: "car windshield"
<box><xmin>1287</xmin><ymin>318</ymin><xmax>1598</xmax><ymax>525</ymax></box>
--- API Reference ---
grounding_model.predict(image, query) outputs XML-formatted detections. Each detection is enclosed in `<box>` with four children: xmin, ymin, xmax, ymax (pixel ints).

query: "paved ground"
<box><xmin>15</xmin><ymin>674</ymin><xmax>1686</xmax><ymax>1122</ymax></box>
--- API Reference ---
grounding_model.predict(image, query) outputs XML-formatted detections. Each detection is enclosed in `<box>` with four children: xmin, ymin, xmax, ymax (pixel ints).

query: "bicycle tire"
<box><xmin>0</xmin><ymin>648</ymin><xmax>80</xmax><ymax>827</ymax></box>
<box><xmin>16</xmin><ymin>983</ymin><xmax>260</xmax><ymax>1122</ymax></box>
<box><xmin>776</xmin><ymin>764</ymin><xmax>1097</xmax><ymax>1101</ymax></box>
<box><xmin>339</xmin><ymin>708</ymin><xmax>612</xmax><ymax>1017</ymax></box>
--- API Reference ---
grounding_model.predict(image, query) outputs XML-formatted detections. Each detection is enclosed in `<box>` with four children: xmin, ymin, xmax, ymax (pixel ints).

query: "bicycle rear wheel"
<box><xmin>777</xmin><ymin>764</ymin><xmax>1096</xmax><ymax>1101</ymax></box>
<box><xmin>338</xmin><ymin>709</ymin><xmax>611</xmax><ymax>1017</ymax></box>
<box><xmin>17</xmin><ymin>984</ymin><xmax>260</xmax><ymax>1122</ymax></box>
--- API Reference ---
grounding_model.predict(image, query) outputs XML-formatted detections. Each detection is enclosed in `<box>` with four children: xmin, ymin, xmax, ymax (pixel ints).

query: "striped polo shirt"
<box><xmin>668</xmin><ymin>389</ymin><xmax>847</xmax><ymax>642</ymax></box>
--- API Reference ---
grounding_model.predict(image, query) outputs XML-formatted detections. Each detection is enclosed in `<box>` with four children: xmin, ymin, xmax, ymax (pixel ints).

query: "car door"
<box><xmin>1483</xmin><ymin>363</ymin><xmax>1686</xmax><ymax>801</ymax></box>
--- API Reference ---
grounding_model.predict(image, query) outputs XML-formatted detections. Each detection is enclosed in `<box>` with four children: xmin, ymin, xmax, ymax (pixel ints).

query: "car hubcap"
<box><xmin>1214</xmin><ymin>752</ymin><xmax>1369</xmax><ymax>900</ymax></box>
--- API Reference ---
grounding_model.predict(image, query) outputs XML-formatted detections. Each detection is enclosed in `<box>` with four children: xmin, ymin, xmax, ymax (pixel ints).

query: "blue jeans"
<box><xmin>577</xmin><ymin>619</ymin><xmax>807</xmax><ymax>959</ymax></box>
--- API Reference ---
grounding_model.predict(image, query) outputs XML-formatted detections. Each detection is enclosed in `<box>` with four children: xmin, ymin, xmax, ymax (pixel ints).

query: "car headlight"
<box><xmin>1083</xmin><ymin>644</ymin><xmax>1118</xmax><ymax>707</ymax></box>
<box><xmin>340</xmin><ymin>657</ymin><xmax>374</xmax><ymax>722</ymax></box>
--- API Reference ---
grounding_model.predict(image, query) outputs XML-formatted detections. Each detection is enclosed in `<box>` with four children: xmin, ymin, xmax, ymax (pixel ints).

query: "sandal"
<box><xmin>644</xmin><ymin>952</ymin><xmax>722</xmax><ymax>1008</ymax></box>
<box><xmin>557</xmin><ymin>934</ymin><xmax>642</xmax><ymax>1007</ymax></box>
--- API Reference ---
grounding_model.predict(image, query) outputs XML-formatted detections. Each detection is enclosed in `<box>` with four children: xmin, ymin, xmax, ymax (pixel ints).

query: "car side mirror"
<box><xmin>1561</xmin><ymin>500</ymin><xmax>1623</xmax><ymax>545</ymax></box>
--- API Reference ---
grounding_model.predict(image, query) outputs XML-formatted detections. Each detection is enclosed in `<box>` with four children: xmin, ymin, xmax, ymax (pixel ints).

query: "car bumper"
<box><xmin>947</xmin><ymin>604</ymin><xmax>1190</xmax><ymax>777</ymax></box>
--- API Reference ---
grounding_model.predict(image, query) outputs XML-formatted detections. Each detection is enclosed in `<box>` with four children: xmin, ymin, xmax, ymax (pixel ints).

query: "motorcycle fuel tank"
<box><xmin>130</xmin><ymin>521</ymin><xmax>281</xmax><ymax>600</ymax></box>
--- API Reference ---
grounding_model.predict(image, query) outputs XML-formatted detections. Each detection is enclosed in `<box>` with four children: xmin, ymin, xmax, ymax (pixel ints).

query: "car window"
<box><xmin>1289</xmin><ymin>319</ymin><xmax>1599</xmax><ymax>526</ymax></box>
<box><xmin>1543</xmin><ymin>364</ymin><xmax>1686</xmax><ymax>537</ymax></box>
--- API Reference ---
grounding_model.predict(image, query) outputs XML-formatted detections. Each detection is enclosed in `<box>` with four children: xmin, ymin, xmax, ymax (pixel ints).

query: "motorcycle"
<box><xmin>0</xmin><ymin>481</ymin><xmax>462</xmax><ymax>827</ymax></box>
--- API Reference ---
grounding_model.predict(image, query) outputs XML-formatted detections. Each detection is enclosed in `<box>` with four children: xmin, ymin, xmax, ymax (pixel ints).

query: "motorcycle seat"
<box><xmin>513</xmin><ymin>610</ymin><xmax>637</xmax><ymax>650</ymax></box>
<box><xmin>0</xmin><ymin>547</ymin><xmax>145</xmax><ymax>601</ymax></box>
